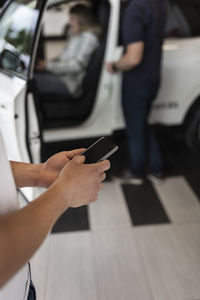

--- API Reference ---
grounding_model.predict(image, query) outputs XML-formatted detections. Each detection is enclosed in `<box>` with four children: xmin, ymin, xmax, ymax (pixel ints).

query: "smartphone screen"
<box><xmin>83</xmin><ymin>137</ymin><xmax>118</xmax><ymax>164</ymax></box>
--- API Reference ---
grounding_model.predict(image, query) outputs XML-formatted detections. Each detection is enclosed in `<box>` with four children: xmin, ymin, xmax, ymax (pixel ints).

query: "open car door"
<box><xmin>0</xmin><ymin>0</ymin><xmax>47</xmax><ymax>163</ymax></box>
<box><xmin>0</xmin><ymin>0</ymin><xmax>47</xmax><ymax>200</ymax></box>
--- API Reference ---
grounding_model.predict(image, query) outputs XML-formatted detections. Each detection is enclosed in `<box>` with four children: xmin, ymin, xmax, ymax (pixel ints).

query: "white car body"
<box><xmin>150</xmin><ymin>37</ymin><xmax>200</xmax><ymax>125</ymax></box>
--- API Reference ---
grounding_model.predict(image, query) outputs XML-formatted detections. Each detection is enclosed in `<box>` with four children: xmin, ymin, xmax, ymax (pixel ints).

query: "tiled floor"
<box><xmin>30</xmin><ymin>133</ymin><xmax>200</xmax><ymax>300</ymax></box>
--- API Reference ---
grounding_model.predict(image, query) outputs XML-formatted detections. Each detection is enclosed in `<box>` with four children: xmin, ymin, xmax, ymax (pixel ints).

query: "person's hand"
<box><xmin>106</xmin><ymin>62</ymin><xmax>118</xmax><ymax>74</ymax></box>
<box><xmin>37</xmin><ymin>149</ymin><xmax>85</xmax><ymax>188</ymax></box>
<box><xmin>35</xmin><ymin>59</ymin><xmax>46</xmax><ymax>71</ymax></box>
<box><xmin>55</xmin><ymin>155</ymin><xmax>111</xmax><ymax>208</ymax></box>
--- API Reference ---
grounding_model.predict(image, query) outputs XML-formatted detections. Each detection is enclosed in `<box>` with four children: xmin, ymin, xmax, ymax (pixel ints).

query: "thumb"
<box><xmin>73</xmin><ymin>155</ymin><xmax>85</xmax><ymax>164</ymax></box>
<box><xmin>66</xmin><ymin>148</ymin><xmax>86</xmax><ymax>160</ymax></box>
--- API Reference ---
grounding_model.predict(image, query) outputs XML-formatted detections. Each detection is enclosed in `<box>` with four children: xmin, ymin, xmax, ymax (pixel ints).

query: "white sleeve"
<box><xmin>46</xmin><ymin>32</ymin><xmax>99</xmax><ymax>75</ymax></box>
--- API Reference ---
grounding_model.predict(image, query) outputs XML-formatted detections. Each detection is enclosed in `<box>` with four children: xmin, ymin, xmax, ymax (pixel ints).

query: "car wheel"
<box><xmin>185</xmin><ymin>106</ymin><xmax>200</xmax><ymax>154</ymax></box>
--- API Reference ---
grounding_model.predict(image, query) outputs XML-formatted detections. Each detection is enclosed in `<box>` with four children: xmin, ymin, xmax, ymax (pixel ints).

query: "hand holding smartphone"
<box><xmin>82</xmin><ymin>137</ymin><xmax>118</xmax><ymax>164</ymax></box>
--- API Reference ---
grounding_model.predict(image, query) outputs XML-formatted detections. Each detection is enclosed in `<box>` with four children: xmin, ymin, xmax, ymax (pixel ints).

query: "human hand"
<box><xmin>55</xmin><ymin>155</ymin><xmax>111</xmax><ymax>208</ymax></box>
<box><xmin>37</xmin><ymin>149</ymin><xmax>85</xmax><ymax>188</ymax></box>
<box><xmin>35</xmin><ymin>59</ymin><xmax>46</xmax><ymax>71</ymax></box>
<box><xmin>105</xmin><ymin>62</ymin><xmax>118</xmax><ymax>74</ymax></box>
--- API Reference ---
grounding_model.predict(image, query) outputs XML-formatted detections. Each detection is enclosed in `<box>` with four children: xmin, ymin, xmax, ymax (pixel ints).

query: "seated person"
<box><xmin>36</xmin><ymin>4</ymin><xmax>101</xmax><ymax>99</ymax></box>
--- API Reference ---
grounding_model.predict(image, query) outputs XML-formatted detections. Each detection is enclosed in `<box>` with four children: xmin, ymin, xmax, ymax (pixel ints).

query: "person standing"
<box><xmin>106</xmin><ymin>0</ymin><xmax>167</xmax><ymax>184</ymax></box>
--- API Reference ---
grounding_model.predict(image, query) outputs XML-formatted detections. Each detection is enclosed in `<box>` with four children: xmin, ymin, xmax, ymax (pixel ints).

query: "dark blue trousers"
<box><xmin>122</xmin><ymin>84</ymin><xmax>163</xmax><ymax>176</ymax></box>
<box><xmin>35</xmin><ymin>72</ymin><xmax>71</xmax><ymax>98</ymax></box>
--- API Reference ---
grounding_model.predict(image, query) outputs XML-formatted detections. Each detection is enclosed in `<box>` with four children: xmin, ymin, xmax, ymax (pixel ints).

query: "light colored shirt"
<box><xmin>46</xmin><ymin>31</ymin><xmax>99</xmax><ymax>97</ymax></box>
<box><xmin>0</xmin><ymin>132</ymin><xmax>30</xmax><ymax>300</ymax></box>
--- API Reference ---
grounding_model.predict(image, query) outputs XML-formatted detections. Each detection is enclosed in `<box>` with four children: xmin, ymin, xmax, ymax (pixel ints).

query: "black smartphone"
<box><xmin>83</xmin><ymin>137</ymin><xmax>118</xmax><ymax>164</ymax></box>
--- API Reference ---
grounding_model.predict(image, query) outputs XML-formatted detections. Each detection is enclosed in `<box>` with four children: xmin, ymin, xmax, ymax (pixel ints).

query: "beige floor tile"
<box><xmin>154</xmin><ymin>177</ymin><xmax>200</xmax><ymax>223</ymax></box>
<box><xmin>135</xmin><ymin>224</ymin><xmax>200</xmax><ymax>300</ymax></box>
<box><xmin>89</xmin><ymin>182</ymin><xmax>132</xmax><ymax>231</ymax></box>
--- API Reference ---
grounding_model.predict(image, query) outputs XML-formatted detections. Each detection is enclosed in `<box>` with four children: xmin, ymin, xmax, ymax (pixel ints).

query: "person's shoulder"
<box><xmin>128</xmin><ymin>0</ymin><xmax>145</xmax><ymax>8</ymax></box>
<box><xmin>128</xmin><ymin>0</ymin><xmax>155</xmax><ymax>11</ymax></box>
<box><xmin>126</xmin><ymin>0</ymin><xmax>152</xmax><ymax>20</ymax></box>
<box><xmin>81</xmin><ymin>31</ymin><xmax>99</xmax><ymax>43</ymax></box>
<box><xmin>81</xmin><ymin>31</ymin><xmax>97</xmax><ymax>39</ymax></box>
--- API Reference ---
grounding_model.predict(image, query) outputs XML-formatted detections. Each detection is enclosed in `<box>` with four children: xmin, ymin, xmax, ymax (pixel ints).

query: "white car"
<box><xmin>0</xmin><ymin>0</ymin><xmax>200</xmax><ymax>169</ymax></box>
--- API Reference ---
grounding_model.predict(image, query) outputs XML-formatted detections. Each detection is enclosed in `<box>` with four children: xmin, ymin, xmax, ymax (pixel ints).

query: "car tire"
<box><xmin>185</xmin><ymin>105</ymin><xmax>200</xmax><ymax>155</ymax></box>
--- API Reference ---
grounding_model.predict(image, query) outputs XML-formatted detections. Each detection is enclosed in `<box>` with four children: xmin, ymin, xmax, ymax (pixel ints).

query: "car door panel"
<box><xmin>0</xmin><ymin>72</ymin><xmax>27</xmax><ymax>161</ymax></box>
<box><xmin>150</xmin><ymin>38</ymin><xmax>200</xmax><ymax>125</ymax></box>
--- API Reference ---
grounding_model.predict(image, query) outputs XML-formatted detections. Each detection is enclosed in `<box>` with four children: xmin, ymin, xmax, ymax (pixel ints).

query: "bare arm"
<box><xmin>0</xmin><ymin>156</ymin><xmax>110</xmax><ymax>288</ymax></box>
<box><xmin>0</xmin><ymin>184</ymin><xmax>63</xmax><ymax>288</ymax></box>
<box><xmin>10</xmin><ymin>149</ymin><xmax>85</xmax><ymax>188</ymax></box>
<box><xmin>106</xmin><ymin>41</ymin><xmax>144</xmax><ymax>73</ymax></box>
<box><xmin>10</xmin><ymin>161</ymin><xmax>42</xmax><ymax>188</ymax></box>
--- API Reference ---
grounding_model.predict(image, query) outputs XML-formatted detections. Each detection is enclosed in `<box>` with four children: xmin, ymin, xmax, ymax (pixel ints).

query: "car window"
<box><xmin>165</xmin><ymin>0</ymin><xmax>200</xmax><ymax>38</ymax></box>
<box><xmin>43</xmin><ymin>2</ymin><xmax>70</xmax><ymax>39</ymax></box>
<box><xmin>0</xmin><ymin>0</ymin><xmax>41</xmax><ymax>78</ymax></box>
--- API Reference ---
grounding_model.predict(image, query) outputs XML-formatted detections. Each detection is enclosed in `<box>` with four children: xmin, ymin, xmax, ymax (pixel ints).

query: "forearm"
<box><xmin>46</xmin><ymin>60</ymin><xmax>67</xmax><ymax>75</ymax></box>
<box><xmin>10</xmin><ymin>161</ymin><xmax>43</xmax><ymax>188</ymax></box>
<box><xmin>115</xmin><ymin>52</ymin><xmax>140</xmax><ymax>71</ymax></box>
<box><xmin>115</xmin><ymin>41</ymin><xmax>144</xmax><ymax>71</ymax></box>
<box><xmin>47</xmin><ymin>58</ymin><xmax>83</xmax><ymax>75</ymax></box>
<box><xmin>0</xmin><ymin>155</ymin><xmax>110</xmax><ymax>288</ymax></box>
<box><xmin>0</xmin><ymin>182</ymin><xmax>67</xmax><ymax>288</ymax></box>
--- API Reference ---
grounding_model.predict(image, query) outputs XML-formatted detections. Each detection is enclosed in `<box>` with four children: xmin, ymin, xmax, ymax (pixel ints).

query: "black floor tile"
<box><xmin>164</xmin><ymin>147</ymin><xmax>200</xmax><ymax>176</ymax></box>
<box><xmin>51</xmin><ymin>206</ymin><xmax>89</xmax><ymax>233</ymax></box>
<box><xmin>122</xmin><ymin>181</ymin><xmax>170</xmax><ymax>226</ymax></box>
<box><xmin>185</xmin><ymin>173</ymin><xmax>200</xmax><ymax>202</ymax></box>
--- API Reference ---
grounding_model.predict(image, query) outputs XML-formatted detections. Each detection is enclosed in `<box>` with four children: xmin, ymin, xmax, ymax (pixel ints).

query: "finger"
<box><xmin>72</xmin><ymin>155</ymin><xmax>85</xmax><ymax>164</ymax></box>
<box><xmin>100</xmin><ymin>172</ymin><xmax>106</xmax><ymax>182</ymax></box>
<box><xmin>47</xmin><ymin>151</ymin><xmax>69</xmax><ymax>165</ymax></box>
<box><xmin>89</xmin><ymin>194</ymin><xmax>98</xmax><ymax>204</ymax></box>
<box><xmin>94</xmin><ymin>194</ymin><xmax>99</xmax><ymax>201</ymax></box>
<box><xmin>95</xmin><ymin>159</ymin><xmax>111</xmax><ymax>172</ymax></box>
<box><xmin>66</xmin><ymin>148</ymin><xmax>86</xmax><ymax>159</ymax></box>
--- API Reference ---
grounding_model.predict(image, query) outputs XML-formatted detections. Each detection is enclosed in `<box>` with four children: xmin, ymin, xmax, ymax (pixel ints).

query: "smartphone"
<box><xmin>82</xmin><ymin>137</ymin><xmax>118</xmax><ymax>164</ymax></box>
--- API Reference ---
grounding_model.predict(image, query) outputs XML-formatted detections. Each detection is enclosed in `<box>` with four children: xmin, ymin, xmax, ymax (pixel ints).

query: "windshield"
<box><xmin>0</xmin><ymin>0</ymin><xmax>41</xmax><ymax>78</ymax></box>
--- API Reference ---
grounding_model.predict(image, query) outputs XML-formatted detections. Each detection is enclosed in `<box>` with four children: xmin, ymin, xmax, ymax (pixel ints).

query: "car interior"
<box><xmin>166</xmin><ymin>0</ymin><xmax>200</xmax><ymax>37</ymax></box>
<box><xmin>33</xmin><ymin>0</ymin><xmax>110</xmax><ymax>129</ymax></box>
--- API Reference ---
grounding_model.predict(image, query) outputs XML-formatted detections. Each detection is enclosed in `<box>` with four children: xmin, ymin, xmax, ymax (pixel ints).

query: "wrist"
<box><xmin>50</xmin><ymin>179</ymin><xmax>70</xmax><ymax>213</ymax></box>
<box><xmin>33</xmin><ymin>163</ymin><xmax>45</xmax><ymax>187</ymax></box>
<box><xmin>10</xmin><ymin>161</ymin><xmax>44</xmax><ymax>188</ymax></box>
<box><xmin>36</xmin><ymin>181</ymin><xmax>70</xmax><ymax>222</ymax></box>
